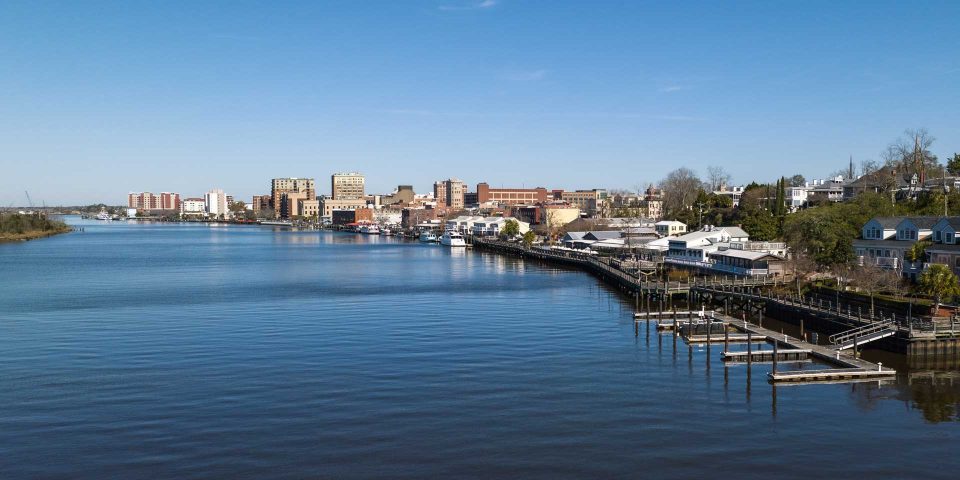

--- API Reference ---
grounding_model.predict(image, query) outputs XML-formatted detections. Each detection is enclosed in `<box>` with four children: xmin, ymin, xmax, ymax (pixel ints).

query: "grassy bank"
<box><xmin>0</xmin><ymin>214</ymin><xmax>71</xmax><ymax>243</ymax></box>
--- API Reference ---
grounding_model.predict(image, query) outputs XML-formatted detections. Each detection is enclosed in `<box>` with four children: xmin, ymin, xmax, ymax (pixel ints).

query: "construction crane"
<box><xmin>24</xmin><ymin>190</ymin><xmax>33</xmax><ymax>209</ymax></box>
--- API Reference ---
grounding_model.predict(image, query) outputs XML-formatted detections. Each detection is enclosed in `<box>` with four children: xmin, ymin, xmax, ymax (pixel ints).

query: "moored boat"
<box><xmin>440</xmin><ymin>230</ymin><xmax>466</xmax><ymax>247</ymax></box>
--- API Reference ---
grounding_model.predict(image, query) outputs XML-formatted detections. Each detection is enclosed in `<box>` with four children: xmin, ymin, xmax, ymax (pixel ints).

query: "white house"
<box><xmin>655</xmin><ymin>220</ymin><xmax>687</xmax><ymax>237</ymax></box>
<box><xmin>785</xmin><ymin>185</ymin><xmax>810</xmax><ymax>211</ymax></box>
<box><xmin>445</xmin><ymin>215</ymin><xmax>485</xmax><ymax>234</ymax></box>
<box><xmin>713</xmin><ymin>185</ymin><xmax>746</xmax><ymax>206</ymax></box>
<box><xmin>471</xmin><ymin>217</ymin><xmax>530</xmax><ymax>237</ymax></box>
<box><xmin>853</xmin><ymin>216</ymin><xmax>938</xmax><ymax>275</ymax></box>
<box><xmin>665</xmin><ymin>226</ymin><xmax>750</xmax><ymax>264</ymax></box>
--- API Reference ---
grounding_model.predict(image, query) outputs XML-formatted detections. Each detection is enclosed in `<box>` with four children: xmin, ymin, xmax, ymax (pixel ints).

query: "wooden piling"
<box><xmin>772</xmin><ymin>340</ymin><xmax>778</xmax><ymax>374</ymax></box>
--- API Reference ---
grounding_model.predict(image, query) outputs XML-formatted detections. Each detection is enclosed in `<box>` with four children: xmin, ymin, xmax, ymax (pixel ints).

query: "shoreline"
<box><xmin>0</xmin><ymin>227</ymin><xmax>72</xmax><ymax>243</ymax></box>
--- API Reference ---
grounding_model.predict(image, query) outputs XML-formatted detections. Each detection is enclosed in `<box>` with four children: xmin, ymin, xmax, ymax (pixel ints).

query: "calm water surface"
<box><xmin>1</xmin><ymin>219</ymin><xmax>959</xmax><ymax>479</ymax></box>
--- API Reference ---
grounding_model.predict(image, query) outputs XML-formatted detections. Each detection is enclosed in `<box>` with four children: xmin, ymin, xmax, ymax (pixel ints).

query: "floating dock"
<box><xmin>721</xmin><ymin>348</ymin><xmax>811</xmax><ymax>362</ymax></box>
<box><xmin>707</xmin><ymin>313</ymin><xmax>897</xmax><ymax>383</ymax></box>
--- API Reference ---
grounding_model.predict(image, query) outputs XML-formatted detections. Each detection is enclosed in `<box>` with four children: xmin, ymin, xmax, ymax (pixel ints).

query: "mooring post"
<box><xmin>724</xmin><ymin>327</ymin><xmax>729</xmax><ymax>351</ymax></box>
<box><xmin>747</xmin><ymin>332</ymin><xmax>753</xmax><ymax>364</ymax></box>
<box><xmin>772</xmin><ymin>340</ymin><xmax>778</xmax><ymax>374</ymax></box>
<box><xmin>800</xmin><ymin>318</ymin><xmax>804</xmax><ymax>339</ymax></box>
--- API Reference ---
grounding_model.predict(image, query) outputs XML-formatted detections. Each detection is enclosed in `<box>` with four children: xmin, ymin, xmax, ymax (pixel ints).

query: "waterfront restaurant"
<box><xmin>707</xmin><ymin>249</ymin><xmax>786</xmax><ymax>277</ymax></box>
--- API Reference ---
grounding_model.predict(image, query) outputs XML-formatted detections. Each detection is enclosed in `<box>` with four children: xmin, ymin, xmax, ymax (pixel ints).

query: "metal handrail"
<box><xmin>829</xmin><ymin>320</ymin><xmax>896</xmax><ymax>345</ymax></box>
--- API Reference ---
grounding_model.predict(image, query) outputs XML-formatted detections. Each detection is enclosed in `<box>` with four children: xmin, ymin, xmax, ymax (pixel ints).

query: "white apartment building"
<box><xmin>205</xmin><ymin>188</ymin><xmax>228</xmax><ymax>218</ymax></box>
<box><xmin>181</xmin><ymin>198</ymin><xmax>206</xmax><ymax>216</ymax></box>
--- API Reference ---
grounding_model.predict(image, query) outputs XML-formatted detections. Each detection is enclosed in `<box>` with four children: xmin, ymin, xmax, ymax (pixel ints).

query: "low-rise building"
<box><xmin>512</xmin><ymin>204</ymin><xmax>581</xmax><ymax>227</ymax></box>
<box><xmin>807</xmin><ymin>176</ymin><xmax>847</xmax><ymax>203</ymax></box>
<box><xmin>382</xmin><ymin>185</ymin><xmax>416</xmax><ymax>206</ymax></box>
<box><xmin>713</xmin><ymin>186</ymin><xmax>745</xmax><ymax>207</ymax></box>
<box><xmin>854</xmin><ymin>215</ymin><xmax>953</xmax><ymax>280</ymax></box>
<box><xmin>300</xmin><ymin>199</ymin><xmax>320</xmax><ymax>218</ymax></box>
<box><xmin>402</xmin><ymin>207</ymin><xmax>437</xmax><ymax>228</ymax></box>
<box><xmin>663</xmin><ymin>226</ymin><xmax>784</xmax><ymax>276</ymax></box>
<box><xmin>655</xmin><ymin>220</ymin><xmax>687</xmax><ymax>237</ymax></box>
<box><xmin>843</xmin><ymin>169</ymin><xmax>922</xmax><ymax>201</ymax></box>
<box><xmin>320</xmin><ymin>198</ymin><xmax>367</xmax><ymax>218</ymax></box>
<box><xmin>332</xmin><ymin>208</ymin><xmax>374</xmax><ymax>226</ymax></box>
<box><xmin>181</xmin><ymin>198</ymin><xmax>206</xmax><ymax>216</ymax></box>
<box><xmin>477</xmin><ymin>182</ymin><xmax>549</xmax><ymax>206</ymax></box>
<box><xmin>445</xmin><ymin>215</ymin><xmax>485</xmax><ymax>234</ymax></box>
<box><xmin>557</xmin><ymin>189</ymin><xmax>608</xmax><ymax>217</ymax></box>
<box><xmin>471</xmin><ymin>217</ymin><xmax>530</xmax><ymax>237</ymax></box>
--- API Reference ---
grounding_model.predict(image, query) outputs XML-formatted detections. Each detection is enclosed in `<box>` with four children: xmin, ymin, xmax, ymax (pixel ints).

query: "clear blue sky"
<box><xmin>1</xmin><ymin>0</ymin><xmax>958</xmax><ymax>205</ymax></box>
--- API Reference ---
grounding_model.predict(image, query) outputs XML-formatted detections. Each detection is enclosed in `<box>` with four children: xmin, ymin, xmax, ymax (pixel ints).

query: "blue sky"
<box><xmin>1</xmin><ymin>0</ymin><xmax>958</xmax><ymax>205</ymax></box>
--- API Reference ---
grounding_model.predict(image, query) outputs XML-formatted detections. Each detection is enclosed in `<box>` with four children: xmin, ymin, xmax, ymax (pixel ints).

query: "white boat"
<box><xmin>95</xmin><ymin>209</ymin><xmax>111</xmax><ymax>221</ymax></box>
<box><xmin>260</xmin><ymin>220</ymin><xmax>293</xmax><ymax>226</ymax></box>
<box><xmin>440</xmin><ymin>230</ymin><xmax>466</xmax><ymax>247</ymax></box>
<box><xmin>381</xmin><ymin>228</ymin><xmax>392</xmax><ymax>236</ymax></box>
<box><xmin>360</xmin><ymin>224</ymin><xmax>380</xmax><ymax>235</ymax></box>
<box><xmin>419</xmin><ymin>231</ymin><xmax>438</xmax><ymax>243</ymax></box>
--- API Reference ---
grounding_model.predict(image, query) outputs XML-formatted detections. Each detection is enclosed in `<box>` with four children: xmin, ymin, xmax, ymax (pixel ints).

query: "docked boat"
<box><xmin>380</xmin><ymin>228</ymin><xmax>392</xmax><ymax>236</ymax></box>
<box><xmin>95</xmin><ymin>209</ymin><xmax>112</xmax><ymax>221</ymax></box>
<box><xmin>440</xmin><ymin>230</ymin><xmax>466</xmax><ymax>247</ymax></box>
<box><xmin>359</xmin><ymin>224</ymin><xmax>380</xmax><ymax>235</ymax></box>
<box><xmin>419</xmin><ymin>231</ymin><xmax>438</xmax><ymax>243</ymax></box>
<box><xmin>260</xmin><ymin>220</ymin><xmax>293</xmax><ymax>227</ymax></box>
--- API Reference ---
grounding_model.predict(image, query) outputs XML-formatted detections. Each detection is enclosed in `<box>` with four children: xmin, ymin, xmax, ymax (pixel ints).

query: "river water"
<box><xmin>1</xmin><ymin>218</ymin><xmax>958</xmax><ymax>479</ymax></box>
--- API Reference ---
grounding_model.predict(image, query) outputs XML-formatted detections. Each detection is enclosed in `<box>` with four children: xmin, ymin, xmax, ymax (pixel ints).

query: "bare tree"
<box><xmin>705</xmin><ymin>166</ymin><xmax>732</xmax><ymax>192</ymax></box>
<box><xmin>786</xmin><ymin>251</ymin><xmax>818</xmax><ymax>297</ymax></box>
<box><xmin>849</xmin><ymin>262</ymin><xmax>889</xmax><ymax>317</ymax></box>
<box><xmin>660</xmin><ymin>167</ymin><xmax>704</xmax><ymax>217</ymax></box>
<box><xmin>859</xmin><ymin>159</ymin><xmax>880</xmax><ymax>178</ymax></box>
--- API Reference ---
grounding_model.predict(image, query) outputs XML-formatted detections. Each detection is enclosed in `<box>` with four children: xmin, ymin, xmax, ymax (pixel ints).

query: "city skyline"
<box><xmin>2</xmin><ymin>1</ymin><xmax>959</xmax><ymax>205</ymax></box>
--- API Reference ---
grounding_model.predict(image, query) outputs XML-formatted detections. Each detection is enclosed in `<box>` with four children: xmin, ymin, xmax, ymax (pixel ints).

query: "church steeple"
<box><xmin>848</xmin><ymin>155</ymin><xmax>854</xmax><ymax>179</ymax></box>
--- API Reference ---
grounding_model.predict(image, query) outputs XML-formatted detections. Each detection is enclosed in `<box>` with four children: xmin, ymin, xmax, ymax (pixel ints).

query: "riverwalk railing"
<box><xmin>472</xmin><ymin>237</ymin><xmax>778</xmax><ymax>294</ymax></box>
<box><xmin>689</xmin><ymin>282</ymin><xmax>943</xmax><ymax>338</ymax></box>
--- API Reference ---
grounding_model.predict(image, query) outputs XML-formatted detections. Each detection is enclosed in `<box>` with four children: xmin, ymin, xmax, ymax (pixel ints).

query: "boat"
<box><xmin>95</xmin><ymin>208</ymin><xmax>111</xmax><ymax>221</ymax></box>
<box><xmin>360</xmin><ymin>224</ymin><xmax>380</xmax><ymax>235</ymax></box>
<box><xmin>260</xmin><ymin>220</ymin><xmax>293</xmax><ymax>227</ymax></box>
<box><xmin>381</xmin><ymin>228</ymin><xmax>392</xmax><ymax>236</ymax></box>
<box><xmin>440</xmin><ymin>230</ymin><xmax>467</xmax><ymax>247</ymax></box>
<box><xmin>419</xmin><ymin>231</ymin><xmax>438</xmax><ymax>243</ymax></box>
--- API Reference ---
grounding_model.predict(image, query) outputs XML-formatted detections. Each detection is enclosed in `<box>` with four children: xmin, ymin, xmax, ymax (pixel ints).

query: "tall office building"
<box><xmin>434</xmin><ymin>178</ymin><xmax>466</xmax><ymax>209</ymax></box>
<box><xmin>331</xmin><ymin>172</ymin><xmax>365</xmax><ymax>200</ymax></box>
<box><xmin>205</xmin><ymin>188</ymin><xmax>228</xmax><ymax>218</ymax></box>
<box><xmin>271</xmin><ymin>177</ymin><xmax>316</xmax><ymax>218</ymax></box>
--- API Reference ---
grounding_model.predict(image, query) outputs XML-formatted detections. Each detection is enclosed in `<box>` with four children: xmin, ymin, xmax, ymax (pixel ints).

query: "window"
<box><xmin>936</xmin><ymin>230</ymin><xmax>942</xmax><ymax>242</ymax></box>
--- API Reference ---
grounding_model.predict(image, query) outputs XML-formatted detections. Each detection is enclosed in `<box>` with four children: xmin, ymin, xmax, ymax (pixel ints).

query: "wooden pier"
<box><xmin>722</xmin><ymin>348</ymin><xmax>811</xmax><ymax>362</ymax></box>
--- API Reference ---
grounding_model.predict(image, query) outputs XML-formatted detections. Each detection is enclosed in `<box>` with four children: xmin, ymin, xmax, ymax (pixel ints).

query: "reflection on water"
<box><xmin>2</xmin><ymin>219</ymin><xmax>960</xmax><ymax>478</ymax></box>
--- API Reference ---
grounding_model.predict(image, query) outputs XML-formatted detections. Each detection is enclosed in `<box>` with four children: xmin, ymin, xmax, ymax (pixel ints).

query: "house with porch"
<box><xmin>854</xmin><ymin>216</ymin><xmax>943</xmax><ymax>280</ymax></box>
